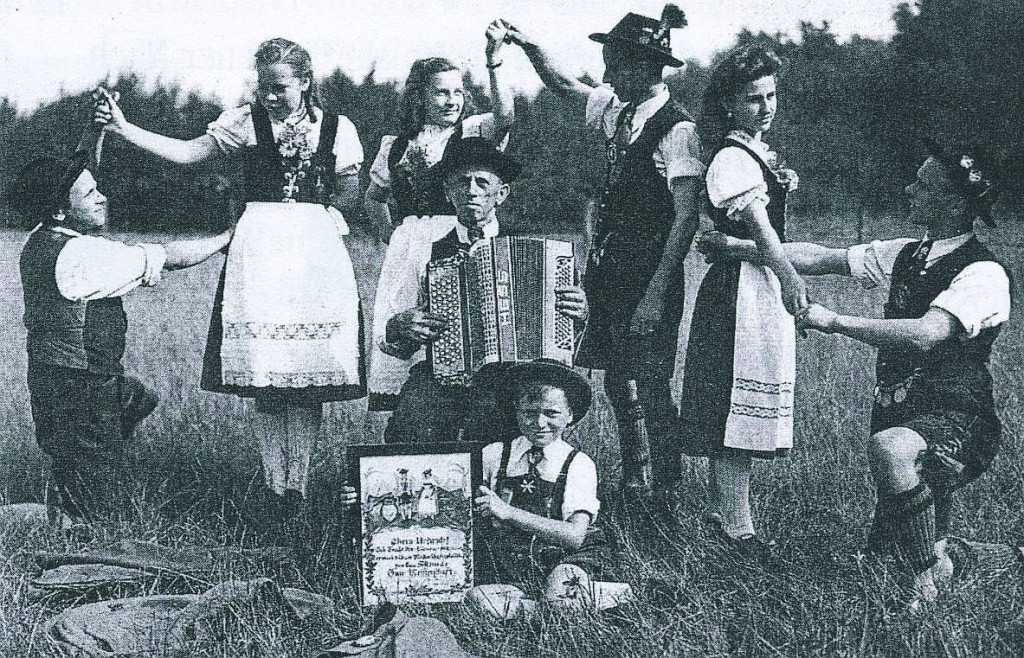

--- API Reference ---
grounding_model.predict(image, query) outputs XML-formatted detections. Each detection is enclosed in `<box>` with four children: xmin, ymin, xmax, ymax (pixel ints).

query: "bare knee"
<box><xmin>868</xmin><ymin>428</ymin><xmax>927</xmax><ymax>492</ymax></box>
<box><xmin>544</xmin><ymin>564</ymin><xmax>593</xmax><ymax>609</ymax></box>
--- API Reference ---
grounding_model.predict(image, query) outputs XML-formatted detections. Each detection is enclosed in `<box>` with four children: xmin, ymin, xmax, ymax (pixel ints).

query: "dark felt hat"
<box><xmin>435</xmin><ymin>136</ymin><xmax>522</xmax><ymax>183</ymax></box>
<box><xmin>925</xmin><ymin>139</ymin><xmax>1000</xmax><ymax>227</ymax></box>
<box><xmin>589</xmin><ymin>4</ymin><xmax>688</xmax><ymax>67</ymax></box>
<box><xmin>502</xmin><ymin>359</ymin><xmax>593</xmax><ymax>426</ymax></box>
<box><xmin>7</xmin><ymin>154</ymin><xmax>89</xmax><ymax>221</ymax></box>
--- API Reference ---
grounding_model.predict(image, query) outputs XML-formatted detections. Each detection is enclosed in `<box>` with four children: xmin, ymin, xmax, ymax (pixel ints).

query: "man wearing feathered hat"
<box><xmin>699</xmin><ymin>143</ymin><xmax>1011</xmax><ymax>607</ymax></box>
<box><xmin>499</xmin><ymin>5</ymin><xmax>701</xmax><ymax>503</ymax></box>
<box><xmin>378</xmin><ymin>137</ymin><xmax>589</xmax><ymax>445</ymax></box>
<box><xmin>9</xmin><ymin>148</ymin><xmax>232</xmax><ymax>522</ymax></box>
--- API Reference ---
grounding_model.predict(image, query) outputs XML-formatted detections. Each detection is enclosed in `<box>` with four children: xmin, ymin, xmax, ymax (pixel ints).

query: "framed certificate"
<box><xmin>348</xmin><ymin>443</ymin><xmax>482</xmax><ymax>606</ymax></box>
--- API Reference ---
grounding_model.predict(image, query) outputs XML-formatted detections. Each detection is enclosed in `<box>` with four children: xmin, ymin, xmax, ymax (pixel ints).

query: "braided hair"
<box><xmin>254</xmin><ymin>38</ymin><xmax>320</xmax><ymax>123</ymax></box>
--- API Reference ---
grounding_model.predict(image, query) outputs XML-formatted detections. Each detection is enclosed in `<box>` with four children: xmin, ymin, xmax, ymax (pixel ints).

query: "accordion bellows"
<box><xmin>427</xmin><ymin>236</ymin><xmax>576</xmax><ymax>385</ymax></box>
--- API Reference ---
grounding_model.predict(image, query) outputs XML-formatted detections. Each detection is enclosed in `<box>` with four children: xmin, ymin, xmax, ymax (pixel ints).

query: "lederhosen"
<box><xmin>383</xmin><ymin>228</ymin><xmax>520</xmax><ymax>445</ymax></box>
<box><xmin>677</xmin><ymin>138</ymin><xmax>789</xmax><ymax>458</ymax></box>
<box><xmin>871</xmin><ymin>237</ymin><xmax>1005</xmax><ymax>531</ymax></box>
<box><xmin>386</xmin><ymin>123</ymin><xmax>463</xmax><ymax>222</ymax></box>
<box><xmin>201</xmin><ymin>104</ymin><xmax>365</xmax><ymax>406</ymax></box>
<box><xmin>477</xmin><ymin>442</ymin><xmax>609</xmax><ymax>592</ymax></box>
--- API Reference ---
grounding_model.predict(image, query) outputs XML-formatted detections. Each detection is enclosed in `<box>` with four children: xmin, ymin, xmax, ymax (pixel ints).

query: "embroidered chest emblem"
<box><xmin>519</xmin><ymin>478</ymin><xmax>536</xmax><ymax>494</ymax></box>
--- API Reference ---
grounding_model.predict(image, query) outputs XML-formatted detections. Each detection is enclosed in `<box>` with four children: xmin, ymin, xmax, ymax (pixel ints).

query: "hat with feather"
<box><xmin>589</xmin><ymin>4</ymin><xmax>688</xmax><ymax>67</ymax></box>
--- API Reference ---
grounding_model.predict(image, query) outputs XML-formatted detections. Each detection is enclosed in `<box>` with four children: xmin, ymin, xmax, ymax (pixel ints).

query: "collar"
<box><xmin>725</xmin><ymin>130</ymin><xmax>771</xmax><ymax>156</ymax></box>
<box><xmin>630</xmin><ymin>84</ymin><xmax>670</xmax><ymax>125</ymax></box>
<box><xmin>48</xmin><ymin>225</ymin><xmax>84</xmax><ymax>238</ymax></box>
<box><xmin>921</xmin><ymin>232</ymin><xmax>974</xmax><ymax>263</ymax></box>
<box><xmin>276</xmin><ymin>104</ymin><xmax>312</xmax><ymax>127</ymax></box>
<box><xmin>512</xmin><ymin>435</ymin><xmax>571</xmax><ymax>462</ymax></box>
<box><xmin>418</xmin><ymin>122</ymin><xmax>459</xmax><ymax>140</ymax></box>
<box><xmin>453</xmin><ymin>214</ymin><xmax>499</xmax><ymax>242</ymax></box>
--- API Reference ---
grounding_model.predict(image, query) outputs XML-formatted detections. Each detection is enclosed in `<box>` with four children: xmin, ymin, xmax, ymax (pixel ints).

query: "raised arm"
<box><xmin>501</xmin><ymin>20</ymin><xmax>594</xmax><ymax>103</ymax></box>
<box><xmin>698</xmin><ymin>232</ymin><xmax>851</xmax><ymax>276</ymax></box>
<box><xmin>485</xmin><ymin>20</ymin><xmax>516</xmax><ymax>137</ymax></box>
<box><xmin>93</xmin><ymin>87</ymin><xmax>220</xmax><ymax>165</ymax></box>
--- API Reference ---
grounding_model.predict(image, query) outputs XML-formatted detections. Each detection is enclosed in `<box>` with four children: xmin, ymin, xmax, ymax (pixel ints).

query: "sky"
<box><xmin>1</xmin><ymin>0</ymin><xmax>905</xmax><ymax>109</ymax></box>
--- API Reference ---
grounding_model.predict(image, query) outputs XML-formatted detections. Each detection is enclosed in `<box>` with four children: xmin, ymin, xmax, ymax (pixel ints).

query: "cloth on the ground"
<box><xmin>317</xmin><ymin>608</ymin><xmax>479</xmax><ymax>658</ymax></box>
<box><xmin>35</xmin><ymin>539</ymin><xmax>292</xmax><ymax>577</ymax></box>
<box><xmin>46</xmin><ymin>578</ymin><xmax>332</xmax><ymax>658</ymax></box>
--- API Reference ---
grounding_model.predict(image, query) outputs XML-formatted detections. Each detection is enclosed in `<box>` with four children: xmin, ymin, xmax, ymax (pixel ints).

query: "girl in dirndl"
<box><xmin>673</xmin><ymin>45</ymin><xmax>806</xmax><ymax>552</ymax></box>
<box><xmin>365</xmin><ymin>21</ymin><xmax>514</xmax><ymax>412</ymax></box>
<box><xmin>95</xmin><ymin>38</ymin><xmax>365</xmax><ymax>515</ymax></box>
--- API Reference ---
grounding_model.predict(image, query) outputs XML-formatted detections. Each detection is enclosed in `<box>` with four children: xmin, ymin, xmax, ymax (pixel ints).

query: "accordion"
<box><xmin>426</xmin><ymin>236</ymin><xmax>576</xmax><ymax>386</ymax></box>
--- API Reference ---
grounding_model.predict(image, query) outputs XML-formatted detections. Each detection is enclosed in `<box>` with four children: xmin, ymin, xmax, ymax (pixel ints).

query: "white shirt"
<box><xmin>482</xmin><ymin>436</ymin><xmax>601</xmax><ymax>521</ymax></box>
<box><xmin>585</xmin><ymin>84</ymin><xmax>704</xmax><ymax>186</ymax></box>
<box><xmin>206</xmin><ymin>105</ymin><xmax>363</xmax><ymax>175</ymax></box>
<box><xmin>706</xmin><ymin>131</ymin><xmax>778</xmax><ymax>217</ymax></box>
<box><xmin>847</xmin><ymin>233</ymin><xmax>1011</xmax><ymax>338</ymax></box>
<box><xmin>368</xmin><ymin>113</ymin><xmax>508</xmax><ymax>189</ymax></box>
<box><xmin>48</xmin><ymin>226</ymin><xmax>166</xmax><ymax>302</ymax></box>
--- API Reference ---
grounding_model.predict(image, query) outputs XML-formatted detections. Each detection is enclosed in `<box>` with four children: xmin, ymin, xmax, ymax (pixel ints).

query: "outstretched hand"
<box><xmin>496</xmin><ymin>19</ymin><xmax>531</xmax><ymax>48</ymax></box>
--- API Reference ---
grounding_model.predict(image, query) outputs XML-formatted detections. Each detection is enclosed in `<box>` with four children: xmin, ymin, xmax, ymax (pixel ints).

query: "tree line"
<box><xmin>1</xmin><ymin>0</ymin><xmax>1020</xmax><ymax>233</ymax></box>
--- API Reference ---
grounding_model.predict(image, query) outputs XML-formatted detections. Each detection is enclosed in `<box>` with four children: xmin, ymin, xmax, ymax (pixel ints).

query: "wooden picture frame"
<box><xmin>348</xmin><ymin>442</ymin><xmax>483</xmax><ymax>606</ymax></box>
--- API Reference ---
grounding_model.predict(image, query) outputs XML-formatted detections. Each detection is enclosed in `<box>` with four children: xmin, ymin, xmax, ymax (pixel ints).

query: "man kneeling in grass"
<box><xmin>699</xmin><ymin>143</ymin><xmax>1010</xmax><ymax>607</ymax></box>
<box><xmin>467</xmin><ymin>359</ymin><xmax>610</xmax><ymax>618</ymax></box>
<box><xmin>10</xmin><ymin>155</ymin><xmax>232</xmax><ymax>522</ymax></box>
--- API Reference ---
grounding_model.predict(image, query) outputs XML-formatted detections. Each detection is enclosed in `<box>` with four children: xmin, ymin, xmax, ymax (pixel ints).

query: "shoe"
<box><xmin>122</xmin><ymin>385</ymin><xmax>159</xmax><ymax>438</ymax></box>
<box><xmin>714</xmin><ymin>529</ymin><xmax>777</xmax><ymax>564</ymax></box>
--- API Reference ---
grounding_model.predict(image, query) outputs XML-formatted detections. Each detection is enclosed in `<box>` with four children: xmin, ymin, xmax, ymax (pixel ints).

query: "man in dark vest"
<box><xmin>701</xmin><ymin>144</ymin><xmax>1010</xmax><ymax>607</ymax></box>
<box><xmin>500</xmin><ymin>5</ymin><xmax>702</xmax><ymax>501</ymax></box>
<box><xmin>10</xmin><ymin>155</ymin><xmax>232</xmax><ymax>522</ymax></box>
<box><xmin>380</xmin><ymin>137</ymin><xmax>589</xmax><ymax>445</ymax></box>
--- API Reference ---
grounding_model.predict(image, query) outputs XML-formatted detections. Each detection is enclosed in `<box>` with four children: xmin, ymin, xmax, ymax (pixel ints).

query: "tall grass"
<box><xmin>0</xmin><ymin>214</ymin><xmax>1022</xmax><ymax>657</ymax></box>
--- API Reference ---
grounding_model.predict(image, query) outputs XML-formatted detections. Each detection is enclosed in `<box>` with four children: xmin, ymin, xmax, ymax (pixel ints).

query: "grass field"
<box><xmin>0</xmin><ymin>214</ymin><xmax>1022</xmax><ymax>657</ymax></box>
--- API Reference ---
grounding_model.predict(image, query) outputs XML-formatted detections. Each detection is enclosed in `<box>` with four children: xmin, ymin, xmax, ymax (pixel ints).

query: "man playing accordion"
<box><xmin>377</xmin><ymin>137</ymin><xmax>589</xmax><ymax>444</ymax></box>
